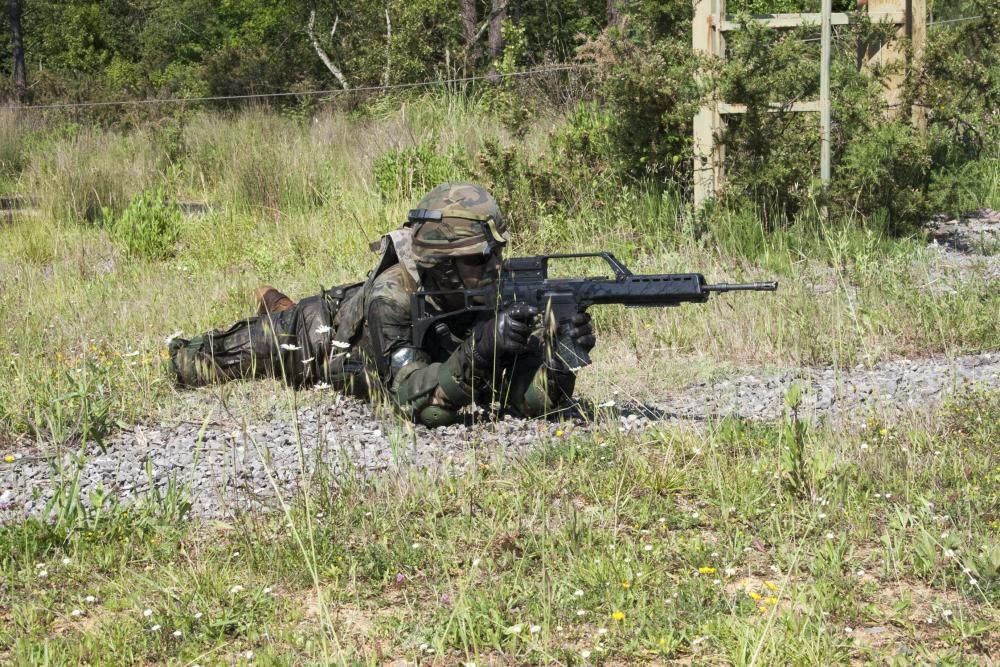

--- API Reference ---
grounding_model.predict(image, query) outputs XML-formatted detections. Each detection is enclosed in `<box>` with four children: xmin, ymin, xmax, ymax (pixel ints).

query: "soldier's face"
<box><xmin>453</xmin><ymin>251</ymin><xmax>502</xmax><ymax>289</ymax></box>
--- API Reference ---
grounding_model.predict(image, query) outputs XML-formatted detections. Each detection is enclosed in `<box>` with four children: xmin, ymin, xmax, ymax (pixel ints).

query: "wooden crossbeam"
<box><xmin>715</xmin><ymin>11</ymin><xmax>905</xmax><ymax>32</ymax></box>
<box><xmin>718</xmin><ymin>101</ymin><xmax>822</xmax><ymax>114</ymax></box>
<box><xmin>716</xmin><ymin>13</ymin><xmax>850</xmax><ymax>31</ymax></box>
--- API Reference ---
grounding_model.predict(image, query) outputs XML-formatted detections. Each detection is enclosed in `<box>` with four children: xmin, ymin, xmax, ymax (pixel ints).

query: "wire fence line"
<box><xmin>12</xmin><ymin>63</ymin><xmax>592</xmax><ymax>112</ymax></box>
<box><xmin>928</xmin><ymin>15</ymin><xmax>983</xmax><ymax>28</ymax></box>
<box><xmin>796</xmin><ymin>12</ymin><xmax>985</xmax><ymax>43</ymax></box>
<box><xmin>7</xmin><ymin>13</ymin><xmax>987</xmax><ymax>113</ymax></box>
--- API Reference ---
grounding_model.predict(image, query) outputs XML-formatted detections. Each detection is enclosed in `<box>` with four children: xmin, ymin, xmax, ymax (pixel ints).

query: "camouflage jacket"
<box><xmin>332</xmin><ymin>262</ymin><xmax>576</xmax><ymax>426</ymax></box>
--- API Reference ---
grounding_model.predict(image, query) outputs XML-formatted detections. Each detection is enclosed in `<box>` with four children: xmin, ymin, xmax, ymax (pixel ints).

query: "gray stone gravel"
<box><xmin>926</xmin><ymin>208</ymin><xmax>1000</xmax><ymax>282</ymax></box>
<box><xmin>1</xmin><ymin>351</ymin><xmax>997</xmax><ymax>522</ymax></box>
<box><xmin>648</xmin><ymin>352</ymin><xmax>999</xmax><ymax>422</ymax></box>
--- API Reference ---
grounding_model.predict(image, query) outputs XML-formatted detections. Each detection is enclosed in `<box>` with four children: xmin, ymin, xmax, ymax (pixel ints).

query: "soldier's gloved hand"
<box><xmin>471</xmin><ymin>303</ymin><xmax>539</xmax><ymax>366</ymax></box>
<box><xmin>565</xmin><ymin>311</ymin><xmax>596</xmax><ymax>352</ymax></box>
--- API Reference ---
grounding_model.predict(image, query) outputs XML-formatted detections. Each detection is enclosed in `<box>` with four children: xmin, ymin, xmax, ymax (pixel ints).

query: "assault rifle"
<box><xmin>411</xmin><ymin>252</ymin><xmax>777</xmax><ymax>370</ymax></box>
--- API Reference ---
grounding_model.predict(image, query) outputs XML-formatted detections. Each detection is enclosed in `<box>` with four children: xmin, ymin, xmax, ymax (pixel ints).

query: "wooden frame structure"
<box><xmin>692</xmin><ymin>0</ymin><xmax>926</xmax><ymax>208</ymax></box>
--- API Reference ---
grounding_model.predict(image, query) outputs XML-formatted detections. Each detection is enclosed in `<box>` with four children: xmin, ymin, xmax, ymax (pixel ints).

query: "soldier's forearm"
<box><xmin>393</xmin><ymin>357</ymin><xmax>467</xmax><ymax>427</ymax></box>
<box><xmin>394</xmin><ymin>333</ymin><xmax>510</xmax><ymax>426</ymax></box>
<box><xmin>506</xmin><ymin>358</ymin><xmax>577</xmax><ymax>418</ymax></box>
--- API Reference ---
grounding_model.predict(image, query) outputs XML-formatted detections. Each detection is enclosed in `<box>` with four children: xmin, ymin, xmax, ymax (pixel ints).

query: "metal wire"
<box><xmin>14</xmin><ymin>63</ymin><xmax>591</xmax><ymax>112</ymax></box>
<box><xmin>792</xmin><ymin>12</ymin><xmax>984</xmax><ymax>42</ymax></box>
<box><xmin>10</xmin><ymin>13</ymin><xmax>987</xmax><ymax>112</ymax></box>
<box><xmin>928</xmin><ymin>15</ymin><xmax>983</xmax><ymax>28</ymax></box>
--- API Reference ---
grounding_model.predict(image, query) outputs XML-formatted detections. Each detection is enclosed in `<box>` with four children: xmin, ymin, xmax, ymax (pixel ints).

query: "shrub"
<box><xmin>577</xmin><ymin>1</ymin><xmax>998</xmax><ymax>232</ymax></box>
<box><xmin>106</xmin><ymin>187</ymin><xmax>182</xmax><ymax>260</ymax></box>
<box><xmin>579</xmin><ymin>20</ymin><xmax>703</xmax><ymax>186</ymax></box>
<box><xmin>831</xmin><ymin>123</ymin><xmax>932</xmax><ymax>233</ymax></box>
<box><xmin>372</xmin><ymin>140</ymin><xmax>471</xmax><ymax>201</ymax></box>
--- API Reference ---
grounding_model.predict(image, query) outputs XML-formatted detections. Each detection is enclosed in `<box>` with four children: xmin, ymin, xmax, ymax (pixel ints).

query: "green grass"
<box><xmin>1</xmin><ymin>100</ymin><xmax>997</xmax><ymax>442</ymax></box>
<box><xmin>2</xmin><ymin>389</ymin><xmax>998</xmax><ymax>664</ymax></box>
<box><xmin>0</xmin><ymin>96</ymin><xmax>998</xmax><ymax>663</ymax></box>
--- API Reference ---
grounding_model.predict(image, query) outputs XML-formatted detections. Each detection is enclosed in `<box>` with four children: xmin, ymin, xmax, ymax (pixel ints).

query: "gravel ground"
<box><xmin>1</xmin><ymin>212</ymin><xmax>997</xmax><ymax>522</ymax></box>
<box><xmin>2</xmin><ymin>351</ymin><xmax>997</xmax><ymax>521</ymax></box>
<box><xmin>927</xmin><ymin>208</ymin><xmax>1000</xmax><ymax>282</ymax></box>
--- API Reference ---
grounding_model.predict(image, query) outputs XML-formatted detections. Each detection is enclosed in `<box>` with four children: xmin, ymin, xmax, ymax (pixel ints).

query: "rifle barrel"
<box><xmin>703</xmin><ymin>281</ymin><xmax>778</xmax><ymax>292</ymax></box>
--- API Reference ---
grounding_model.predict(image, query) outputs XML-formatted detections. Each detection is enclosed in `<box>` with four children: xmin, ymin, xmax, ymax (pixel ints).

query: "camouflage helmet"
<box><xmin>408</xmin><ymin>182</ymin><xmax>509</xmax><ymax>267</ymax></box>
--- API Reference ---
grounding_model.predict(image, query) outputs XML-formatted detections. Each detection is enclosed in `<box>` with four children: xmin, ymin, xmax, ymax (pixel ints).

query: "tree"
<box><xmin>488</xmin><ymin>0</ymin><xmax>506</xmax><ymax>64</ymax></box>
<box><xmin>607</xmin><ymin>0</ymin><xmax>621</xmax><ymax>28</ymax></box>
<box><xmin>8</xmin><ymin>0</ymin><xmax>26</xmax><ymax>101</ymax></box>
<box><xmin>459</xmin><ymin>0</ymin><xmax>478</xmax><ymax>63</ymax></box>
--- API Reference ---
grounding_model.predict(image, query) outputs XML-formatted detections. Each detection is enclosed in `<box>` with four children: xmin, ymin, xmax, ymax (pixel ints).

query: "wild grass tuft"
<box><xmin>0</xmin><ymin>107</ymin><xmax>36</xmax><ymax>188</ymax></box>
<box><xmin>24</xmin><ymin>126</ymin><xmax>162</xmax><ymax>224</ymax></box>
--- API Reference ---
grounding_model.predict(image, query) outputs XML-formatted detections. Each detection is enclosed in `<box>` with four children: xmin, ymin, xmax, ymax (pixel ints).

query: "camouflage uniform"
<box><xmin>168</xmin><ymin>183</ymin><xmax>581</xmax><ymax>426</ymax></box>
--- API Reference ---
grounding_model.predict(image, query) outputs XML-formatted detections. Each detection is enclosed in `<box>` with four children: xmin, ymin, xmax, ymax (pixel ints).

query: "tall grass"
<box><xmin>183</xmin><ymin>113</ymin><xmax>336</xmax><ymax>214</ymax></box>
<box><xmin>23</xmin><ymin>126</ymin><xmax>163</xmax><ymax>224</ymax></box>
<box><xmin>0</xmin><ymin>95</ymin><xmax>997</xmax><ymax>437</ymax></box>
<box><xmin>0</xmin><ymin>106</ymin><xmax>37</xmax><ymax>188</ymax></box>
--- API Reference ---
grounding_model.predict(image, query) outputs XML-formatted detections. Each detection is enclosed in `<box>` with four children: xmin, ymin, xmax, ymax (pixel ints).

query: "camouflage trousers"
<box><xmin>168</xmin><ymin>285</ymin><xmax>367</xmax><ymax>393</ymax></box>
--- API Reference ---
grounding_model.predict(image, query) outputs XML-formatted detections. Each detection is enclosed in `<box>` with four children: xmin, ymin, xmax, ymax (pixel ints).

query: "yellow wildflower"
<box><xmin>3</xmin><ymin>455</ymin><xmax>14</xmax><ymax>463</ymax></box>
<box><xmin>764</xmin><ymin>596</ymin><xmax>779</xmax><ymax>605</ymax></box>
<box><xmin>759</xmin><ymin>606</ymin><xmax>768</xmax><ymax>614</ymax></box>
<box><xmin>698</xmin><ymin>567</ymin><xmax>716</xmax><ymax>575</ymax></box>
<box><xmin>621</xmin><ymin>581</ymin><xmax>631</xmax><ymax>589</ymax></box>
<box><xmin>747</xmin><ymin>591</ymin><xmax>762</xmax><ymax>601</ymax></box>
<box><xmin>764</xmin><ymin>581</ymin><xmax>778</xmax><ymax>591</ymax></box>
<box><xmin>612</xmin><ymin>610</ymin><xmax>625</xmax><ymax>621</ymax></box>
<box><xmin>555</xmin><ymin>429</ymin><xmax>564</xmax><ymax>438</ymax></box>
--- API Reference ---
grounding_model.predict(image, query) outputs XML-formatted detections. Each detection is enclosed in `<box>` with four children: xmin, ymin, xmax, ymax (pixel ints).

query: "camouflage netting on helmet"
<box><xmin>410</xmin><ymin>182</ymin><xmax>509</xmax><ymax>267</ymax></box>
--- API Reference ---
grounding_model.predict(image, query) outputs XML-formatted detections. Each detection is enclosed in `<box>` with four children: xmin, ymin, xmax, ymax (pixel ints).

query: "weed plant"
<box><xmin>106</xmin><ymin>187</ymin><xmax>182</xmax><ymax>260</ymax></box>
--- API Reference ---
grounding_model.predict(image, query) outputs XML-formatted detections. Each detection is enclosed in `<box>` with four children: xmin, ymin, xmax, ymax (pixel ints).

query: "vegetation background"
<box><xmin>0</xmin><ymin>0</ymin><xmax>997</xmax><ymax>664</ymax></box>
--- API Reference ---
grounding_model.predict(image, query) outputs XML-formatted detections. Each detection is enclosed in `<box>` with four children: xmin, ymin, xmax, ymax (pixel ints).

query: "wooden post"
<box><xmin>692</xmin><ymin>0</ymin><xmax>716</xmax><ymax>208</ymax></box>
<box><xmin>866</xmin><ymin>0</ymin><xmax>907</xmax><ymax>113</ymax></box>
<box><xmin>909</xmin><ymin>0</ymin><xmax>927</xmax><ymax>130</ymax></box>
<box><xmin>820</xmin><ymin>0</ymin><xmax>832</xmax><ymax>185</ymax></box>
<box><xmin>712</xmin><ymin>0</ymin><xmax>726</xmax><ymax>194</ymax></box>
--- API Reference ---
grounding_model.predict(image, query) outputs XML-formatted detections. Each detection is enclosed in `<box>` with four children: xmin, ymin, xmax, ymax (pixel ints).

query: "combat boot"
<box><xmin>254</xmin><ymin>286</ymin><xmax>296</xmax><ymax>315</ymax></box>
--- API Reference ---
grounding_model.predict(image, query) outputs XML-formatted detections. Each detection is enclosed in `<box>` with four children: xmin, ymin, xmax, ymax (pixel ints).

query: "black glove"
<box><xmin>470</xmin><ymin>303</ymin><xmax>539</xmax><ymax>367</ymax></box>
<box><xmin>565</xmin><ymin>311</ymin><xmax>596</xmax><ymax>353</ymax></box>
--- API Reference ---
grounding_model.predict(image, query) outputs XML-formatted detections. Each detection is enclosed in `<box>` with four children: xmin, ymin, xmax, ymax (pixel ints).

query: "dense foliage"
<box><xmin>0</xmin><ymin>0</ymin><xmax>608</xmax><ymax>102</ymax></box>
<box><xmin>1</xmin><ymin>0</ymin><xmax>998</xmax><ymax>230</ymax></box>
